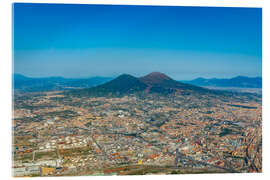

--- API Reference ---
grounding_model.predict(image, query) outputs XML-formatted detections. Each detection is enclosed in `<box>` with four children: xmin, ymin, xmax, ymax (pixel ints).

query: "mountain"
<box><xmin>13</xmin><ymin>74</ymin><xmax>30</xmax><ymax>81</ymax></box>
<box><xmin>69</xmin><ymin>72</ymin><xmax>211</xmax><ymax>97</ymax></box>
<box><xmin>183</xmin><ymin>76</ymin><xmax>262</xmax><ymax>88</ymax></box>
<box><xmin>72</xmin><ymin>74</ymin><xmax>148</xmax><ymax>97</ymax></box>
<box><xmin>15</xmin><ymin>73</ymin><xmax>260</xmax><ymax>95</ymax></box>
<box><xmin>13</xmin><ymin>74</ymin><xmax>113</xmax><ymax>92</ymax></box>
<box><xmin>140</xmin><ymin>72</ymin><xmax>207</xmax><ymax>94</ymax></box>
<box><xmin>140</xmin><ymin>72</ymin><xmax>173</xmax><ymax>86</ymax></box>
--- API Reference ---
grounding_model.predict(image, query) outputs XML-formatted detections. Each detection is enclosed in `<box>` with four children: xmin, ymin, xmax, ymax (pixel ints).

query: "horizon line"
<box><xmin>13</xmin><ymin>72</ymin><xmax>262</xmax><ymax>81</ymax></box>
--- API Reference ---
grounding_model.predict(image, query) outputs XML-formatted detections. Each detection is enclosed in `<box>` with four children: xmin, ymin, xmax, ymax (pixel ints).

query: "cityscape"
<box><xmin>12</xmin><ymin>72</ymin><xmax>262</xmax><ymax>176</ymax></box>
<box><xmin>12</xmin><ymin>3</ymin><xmax>262</xmax><ymax>177</ymax></box>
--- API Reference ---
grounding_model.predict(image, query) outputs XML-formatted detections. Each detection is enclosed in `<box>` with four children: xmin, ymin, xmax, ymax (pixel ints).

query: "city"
<box><xmin>12</xmin><ymin>73</ymin><xmax>262</xmax><ymax>176</ymax></box>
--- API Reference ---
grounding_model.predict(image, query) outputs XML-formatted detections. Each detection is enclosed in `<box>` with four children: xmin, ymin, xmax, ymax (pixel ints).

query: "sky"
<box><xmin>13</xmin><ymin>3</ymin><xmax>262</xmax><ymax>80</ymax></box>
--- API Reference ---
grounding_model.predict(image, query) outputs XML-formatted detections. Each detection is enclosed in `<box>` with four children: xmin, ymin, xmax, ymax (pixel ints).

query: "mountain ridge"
<box><xmin>68</xmin><ymin>72</ymin><xmax>211</xmax><ymax>97</ymax></box>
<box><xmin>13</xmin><ymin>73</ymin><xmax>262</xmax><ymax>93</ymax></box>
<box><xmin>13</xmin><ymin>73</ymin><xmax>113</xmax><ymax>92</ymax></box>
<box><xmin>183</xmin><ymin>76</ymin><xmax>262</xmax><ymax>88</ymax></box>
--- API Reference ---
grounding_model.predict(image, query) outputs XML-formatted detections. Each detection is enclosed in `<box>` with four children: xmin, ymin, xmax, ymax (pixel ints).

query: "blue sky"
<box><xmin>13</xmin><ymin>3</ymin><xmax>262</xmax><ymax>80</ymax></box>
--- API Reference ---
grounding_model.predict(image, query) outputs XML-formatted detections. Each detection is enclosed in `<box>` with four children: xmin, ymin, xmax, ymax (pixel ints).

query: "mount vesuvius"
<box><xmin>66</xmin><ymin>72</ymin><xmax>212</xmax><ymax>97</ymax></box>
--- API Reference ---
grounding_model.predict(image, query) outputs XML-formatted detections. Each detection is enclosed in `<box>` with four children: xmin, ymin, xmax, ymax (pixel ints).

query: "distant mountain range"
<box><xmin>182</xmin><ymin>76</ymin><xmax>262</xmax><ymax>88</ymax></box>
<box><xmin>13</xmin><ymin>73</ymin><xmax>262</xmax><ymax>93</ymax></box>
<box><xmin>68</xmin><ymin>72</ymin><xmax>211</xmax><ymax>97</ymax></box>
<box><xmin>13</xmin><ymin>74</ymin><xmax>113</xmax><ymax>92</ymax></box>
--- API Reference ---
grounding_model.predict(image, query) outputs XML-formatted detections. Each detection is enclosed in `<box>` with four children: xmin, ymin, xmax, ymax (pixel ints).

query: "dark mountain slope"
<box><xmin>69</xmin><ymin>74</ymin><xmax>148</xmax><ymax>97</ymax></box>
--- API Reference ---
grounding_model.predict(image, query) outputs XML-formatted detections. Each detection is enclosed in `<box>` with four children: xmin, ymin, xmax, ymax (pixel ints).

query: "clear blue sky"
<box><xmin>13</xmin><ymin>3</ymin><xmax>262</xmax><ymax>80</ymax></box>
